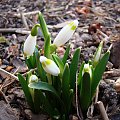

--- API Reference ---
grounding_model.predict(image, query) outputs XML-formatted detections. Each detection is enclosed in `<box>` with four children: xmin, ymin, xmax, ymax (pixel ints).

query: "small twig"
<box><xmin>96</xmin><ymin>101</ymin><xmax>109</xmax><ymax>120</ymax></box>
<box><xmin>15</xmin><ymin>28</ymin><xmax>30</xmax><ymax>34</ymax></box>
<box><xmin>0</xmin><ymin>68</ymin><xmax>18</xmax><ymax>81</ymax></box>
<box><xmin>20</xmin><ymin>11</ymin><xmax>29</xmax><ymax>30</ymax></box>
<box><xmin>95</xmin><ymin>86</ymin><xmax>99</xmax><ymax>103</ymax></box>
<box><xmin>97</xmin><ymin>29</ymin><xmax>110</xmax><ymax>41</ymax></box>
<box><xmin>0</xmin><ymin>90</ymin><xmax>9</xmax><ymax>104</ymax></box>
<box><xmin>1</xmin><ymin>67</ymin><xmax>20</xmax><ymax>89</ymax></box>
<box><xmin>22</xmin><ymin>68</ymin><xmax>37</xmax><ymax>76</ymax></box>
<box><xmin>0</xmin><ymin>28</ymin><xmax>30</xmax><ymax>34</ymax></box>
<box><xmin>14</xmin><ymin>10</ymin><xmax>40</xmax><ymax>17</ymax></box>
<box><xmin>103</xmin><ymin>69</ymin><xmax>120</xmax><ymax>79</ymax></box>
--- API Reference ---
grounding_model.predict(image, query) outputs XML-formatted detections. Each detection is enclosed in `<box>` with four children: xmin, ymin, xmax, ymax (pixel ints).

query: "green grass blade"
<box><xmin>62</xmin><ymin>44</ymin><xmax>70</xmax><ymax>65</ymax></box>
<box><xmin>18</xmin><ymin>74</ymin><xmax>34</xmax><ymax>112</ymax></box>
<box><xmin>91</xmin><ymin>51</ymin><xmax>110</xmax><ymax>98</ymax></box>
<box><xmin>80</xmin><ymin>72</ymin><xmax>91</xmax><ymax>112</ymax></box>
<box><xmin>70</xmin><ymin>48</ymin><xmax>80</xmax><ymax>89</ymax></box>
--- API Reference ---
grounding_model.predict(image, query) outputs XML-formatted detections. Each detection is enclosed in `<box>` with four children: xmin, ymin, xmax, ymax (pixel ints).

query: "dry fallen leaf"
<box><xmin>56</xmin><ymin>47</ymin><xmax>65</xmax><ymax>58</ymax></box>
<box><xmin>84</xmin><ymin>0</ymin><xmax>92</xmax><ymax>7</ymax></box>
<box><xmin>5</xmin><ymin>66</ymin><xmax>14</xmax><ymax>72</ymax></box>
<box><xmin>75</xmin><ymin>6</ymin><xmax>90</xmax><ymax>15</ymax></box>
<box><xmin>88</xmin><ymin>22</ymin><xmax>102</xmax><ymax>34</ymax></box>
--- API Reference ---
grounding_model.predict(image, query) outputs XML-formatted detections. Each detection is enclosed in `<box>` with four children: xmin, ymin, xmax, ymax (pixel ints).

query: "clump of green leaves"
<box><xmin>18</xmin><ymin>12</ymin><xmax>80</xmax><ymax>120</ymax></box>
<box><xmin>77</xmin><ymin>41</ymin><xmax>110</xmax><ymax>113</ymax></box>
<box><xmin>18</xmin><ymin>12</ymin><xmax>110</xmax><ymax>119</ymax></box>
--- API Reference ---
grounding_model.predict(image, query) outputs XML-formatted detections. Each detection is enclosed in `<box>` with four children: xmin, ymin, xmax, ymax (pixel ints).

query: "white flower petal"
<box><xmin>23</xmin><ymin>34</ymin><xmax>37</xmax><ymax>56</ymax></box>
<box><xmin>53</xmin><ymin>20</ymin><xmax>79</xmax><ymax>47</ymax></box>
<box><xmin>40</xmin><ymin>56</ymin><xmax>60</xmax><ymax>76</ymax></box>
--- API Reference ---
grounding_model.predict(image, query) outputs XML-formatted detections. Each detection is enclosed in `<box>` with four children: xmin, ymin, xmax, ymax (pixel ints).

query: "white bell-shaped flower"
<box><xmin>53</xmin><ymin>20</ymin><xmax>79</xmax><ymax>47</ymax></box>
<box><xmin>29</xmin><ymin>75</ymin><xmax>38</xmax><ymax>84</ymax></box>
<box><xmin>23</xmin><ymin>34</ymin><xmax>37</xmax><ymax>57</ymax></box>
<box><xmin>40</xmin><ymin>56</ymin><xmax>60</xmax><ymax>76</ymax></box>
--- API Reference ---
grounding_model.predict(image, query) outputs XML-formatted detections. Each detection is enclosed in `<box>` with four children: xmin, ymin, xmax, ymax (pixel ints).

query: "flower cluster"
<box><xmin>18</xmin><ymin>12</ymin><xmax>110</xmax><ymax>119</ymax></box>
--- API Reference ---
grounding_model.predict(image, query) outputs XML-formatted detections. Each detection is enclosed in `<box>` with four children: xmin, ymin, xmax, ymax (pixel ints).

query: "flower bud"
<box><xmin>40</xmin><ymin>56</ymin><xmax>60</xmax><ymax>76</ymax></box>
<box><xmin>93</xmin><ymin>41</ymin><xmax>103</xmax><ymax>66</ymax></box>
<box><xmin>29</xmin><ymin>75</ymin><xmax>38</xmax><ymax>84</ymax></box>
<box><xmin>23</xmin><ymin>34</ymin><xmax>37</xmax><ymax>57</ymax></box>
<box><xmin>82</xmin><ymin>63</ymin><xmax>92</xmax><ymax>79</ymax></box>
<box><xmin>53</xmin><ymin>20</ymin><xmax>79</xmax><ymax>47</ymax></box>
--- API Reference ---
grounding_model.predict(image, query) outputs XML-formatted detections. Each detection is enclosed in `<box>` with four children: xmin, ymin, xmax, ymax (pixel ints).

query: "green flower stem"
<box><xmin>38</xmin><ymin>12</ymin><xmax>50</xmax><ymax>41</ymax></box>
<box><xmin>38</xmin><ymin>12</ymin><xmax>51</xmax><ymax>58</ymax></box>
<box><xmin>31</xmin><ymin>24</ymin><xmax>41</xmax><ymax>36</ymax></box>
<box><xmin>44</xmin><ymin>33</ymin><xmax>51</xmax><ymax>58</ymax></box>
<box><xmin>47</xmin><ymin>73</ymin><xmax>52</xmax><ymax>84</ymax></box>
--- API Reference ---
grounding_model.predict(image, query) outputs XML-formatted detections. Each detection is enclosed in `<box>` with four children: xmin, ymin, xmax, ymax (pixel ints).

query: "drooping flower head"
<box><xmin>23</xmin><ymin>24</ymin><xmax>39</xmax><ymax>57</ymax></box>
<box><xmin>53</xmin><ymin>20</ymin><xmax>79</xmax><ymax>47</ymax></box>
<box><xmin>40</xmin><ymin>56</ymin><xmax>60</xmax><ymax>76</ymax></box>
<box><xmin>23</xmin><ymin>34</ymin><xmax>37</xmax><ymax>57</ymax></box>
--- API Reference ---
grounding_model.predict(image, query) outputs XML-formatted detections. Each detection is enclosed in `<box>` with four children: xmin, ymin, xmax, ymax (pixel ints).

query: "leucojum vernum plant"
<box><xmin>18</xmin><ymin>12</ymin><xmax>110</xmax><ymax>120</ymax></box>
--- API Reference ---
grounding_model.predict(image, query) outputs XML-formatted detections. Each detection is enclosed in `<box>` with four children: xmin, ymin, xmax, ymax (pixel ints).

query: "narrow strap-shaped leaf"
<box><xmin>18</xmin><ymin>74</ymin><xmax>34</xmax><ymax>112</ymax></box>
<box><xmin>33</xmin><ymin>90</ymin><xmax>41</xmax><ymax>113</ymax></box>
<box><xmin>25</xmin><ymin>54</ymin><xmax>36</xmax><ymax>69</ymax></box>
<box><xmin>91</xmin><ymin>51</ymin><xmax>110</xmax><ymax>98</ymax></box>
<box><xmin>52</xmin><ymin>54</ymin><xmax>64</xmax><ymax>76</ymax></box>
<box><xmin>93</xmin><ymin>41</ymin><xmax>103</xmax><ymax>67</ymax></box>
<box><xmin>37</xmin><ymin>91</ymin><xmax>60</xmax><ymax>118</ymax></box>
<box><xmin>80</xmin><ymin>72</ymin><xmax>91</xmax><ymax>112</ymax></box>
<box><xmin>62</xmin><ymin>44</ymin><xmax>70</xmax><ymax>65</ymax></box>
<box><xmin>67</xmin><ymin>89</ymin><xmax>73</xmax><ymax>114</ymax></box>
<box><xmin>77</xmin><ymin>61</ymin><xmax>85</xmax><ymax>86</ymax></box>
<box><xmin>34</xmin><ymin>48</ymin><xmax>46</xmax><ymax>82</ymax></box>
<box><xmin>28</xmin><ymin>81</ymin><xmax>64</xmax><ymax>107</ymax></box>
<box><xmin>70</xmin><ymin>48</ymin><xmax>80</xmax><ymax>89</ymax></box>
<box><xmin>62</xmin><ymin>63</ymin><xmax>70</xmax><ymax>113</ymax></box>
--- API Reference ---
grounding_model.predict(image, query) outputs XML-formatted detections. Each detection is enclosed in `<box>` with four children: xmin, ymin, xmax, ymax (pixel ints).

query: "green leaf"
<box><xmin>80</xmin><ymin>72</ymin><xmax>91</xmax><ymax>112</ymax></box>
<box><xmin>68</xmin><ymin>89</ymin><xmax>74</xmax><ymax>112</ymax></box>
<box><xmin>28</xmin><ymin>81</ymin><xmax>64</xmax><ymax>107</ymax></box>
<box><xmin>62</xmin><ymin>44</ymin><xmax>70</xmax><ymax>65</ymax></box>
<box><xmin>93</xmin><ymin>41</ymin><xmax>103</xmax><ymax>67</ymax></box>
<box><xmin>62</xmin><ymin>63</ymin><xmax>70</xmax><ymax>113</ymax></box>
<box><xmin>52</xmin><ymin>54</ymin><xmax>64</xmax><ymax>76</ymax></box>
<box><xmin>77</xmin><ymin>61</ymin><xmax>85</xmax><ymax>86</ymax></box>
<box><xmin>91</xmin><ymin>51</ymin><xmax>110</xmax><ymax>98</ymax></box>
<box><xmin>34</xmin><ymin>89</ymin><xmax>44</xmax><ymax>113</ymax></box>
<box><xmin>34</xmin><ymin>48</ymin><xmax>46</xmax><ymax>82</ymax></box>
<box><xmin>25</xmin><ymin>53</ymin><xmax>36</xmax><ymax>69</ymax></box>
<box><xmin>70</xmin><ymin>48</ymin><xmax>80</xmax><ymax>89</ymax></box>
<box><xmin>18</xmin><ymin>74</ymin><xmax>34</xmax><ymax>112</ymax></box>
